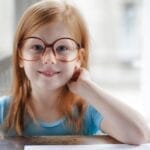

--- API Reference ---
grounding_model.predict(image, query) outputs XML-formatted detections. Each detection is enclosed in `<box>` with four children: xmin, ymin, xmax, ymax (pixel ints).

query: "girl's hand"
<box><xmin>67</xmin><ymin>67</ymin><xmax>92</xmax><ymax>97</ymax></box>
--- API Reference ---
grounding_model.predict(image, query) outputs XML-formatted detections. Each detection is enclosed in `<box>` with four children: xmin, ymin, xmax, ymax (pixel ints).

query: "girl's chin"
<box><xmin>37</xmin><ymin>81</ymin><xmax>66</xmax><ymax>90</ymax></box>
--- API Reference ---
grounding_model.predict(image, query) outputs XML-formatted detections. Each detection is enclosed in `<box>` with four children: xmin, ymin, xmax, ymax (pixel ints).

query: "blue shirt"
<box><xmin>0</xmin><ymin>96</ymin><xmax>103</xmax><ymax>136</ymax></box>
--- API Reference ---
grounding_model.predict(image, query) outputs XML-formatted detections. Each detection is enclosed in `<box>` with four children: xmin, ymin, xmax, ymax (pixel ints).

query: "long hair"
<box><xmin>5</xmin><ymin>0</ymin><xmax>90</xmax><ymax>135</ymax></box>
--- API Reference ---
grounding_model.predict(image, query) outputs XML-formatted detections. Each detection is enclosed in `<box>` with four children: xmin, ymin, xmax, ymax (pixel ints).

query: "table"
<box><xmin>0</xmin><ymin>135</ymin><xmax>121</xmax><ymax>150</ymax></box>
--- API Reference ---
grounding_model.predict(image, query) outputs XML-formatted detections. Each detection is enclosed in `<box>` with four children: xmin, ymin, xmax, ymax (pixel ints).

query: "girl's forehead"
<box><xmin>29</xmin><ymin>21</ymin><xmax>74</xmax><ymax>42</ymax></box>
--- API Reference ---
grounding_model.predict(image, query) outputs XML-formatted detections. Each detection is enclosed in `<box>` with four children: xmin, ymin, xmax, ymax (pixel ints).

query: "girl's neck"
<box><xmin>31</xmin><ymin>86</ymin><xmax>64</xmax><ymax>109</ymax></box>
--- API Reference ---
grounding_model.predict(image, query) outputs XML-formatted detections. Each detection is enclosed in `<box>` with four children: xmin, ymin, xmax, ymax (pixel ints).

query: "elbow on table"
<box><xmin>123</xmin><ymin>127</ymin><xmax>149</xmax><ymax>145</ymax></box>
<box><xmin>127</xmin><ymin>135</ymin><xmax>147</xmax><ymax>145</ymax></box>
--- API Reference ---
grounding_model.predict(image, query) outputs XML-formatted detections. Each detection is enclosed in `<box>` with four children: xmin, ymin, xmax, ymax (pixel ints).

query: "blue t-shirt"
<box><xmin>0</xmin><ymin>96</ymin><xmax>103</xmax><ymax>136</ymax></box>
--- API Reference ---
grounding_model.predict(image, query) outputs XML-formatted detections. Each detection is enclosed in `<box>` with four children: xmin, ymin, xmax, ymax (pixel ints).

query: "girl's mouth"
<box><xmin>38</xmin><ymin>71</ymin><xmax>60</xmax><ymax>77</ymax></box>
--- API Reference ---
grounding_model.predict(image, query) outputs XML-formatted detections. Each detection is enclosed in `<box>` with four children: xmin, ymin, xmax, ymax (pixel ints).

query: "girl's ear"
<box><xmin>19</xmin><ymin>61</ymin><xmax>24</xmax><ymax>68</ymax></box>
<box><xmin>77</xmin><ymin>48</ymin><xmax>85</xmax><ymax>66</ymax></box>
<box><xmin>18</xmin><ymin>48</ymin><xmax>24</xmax><ymax>68</ymax></box>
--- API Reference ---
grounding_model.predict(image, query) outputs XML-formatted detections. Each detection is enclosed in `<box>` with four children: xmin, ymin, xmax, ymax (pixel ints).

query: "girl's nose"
<box><xmin>42</xmin><ymin>48</ymin><xmax>57</xmax><ymax>64</ymax></box>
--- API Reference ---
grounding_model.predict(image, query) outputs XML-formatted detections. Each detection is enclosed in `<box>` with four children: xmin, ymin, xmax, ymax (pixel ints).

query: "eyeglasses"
<box><xmin>19</xmin><ymin>37</ymin><xmax>81</xmax><ymax>62</ymax></box>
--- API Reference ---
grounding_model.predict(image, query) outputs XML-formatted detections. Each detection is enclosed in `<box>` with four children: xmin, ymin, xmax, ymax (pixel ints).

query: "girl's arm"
<box><xmin>68</xmin><ymin>68</ymin><xmax>150</xmax><ymax>145</ymax></box>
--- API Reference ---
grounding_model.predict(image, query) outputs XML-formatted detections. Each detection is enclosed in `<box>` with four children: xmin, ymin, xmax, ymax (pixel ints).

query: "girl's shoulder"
<box><xmin>0</xmin><ymin>95</ymin><xmax>11</xmax><ymax>124</ymax></box>
<box><xmin>85</xmin><ymin>105</ymin><xmax>101</xmax><ymax>115</ymax></box>
<box><xmin>0</xmin><ymin>95</ymin><xmax>11</xmax><ymax>107</ymax></box>
<box><xmin>83</xmin><ymin>105</ymin><xmax>104</xmax><ymax>135</ymax></box>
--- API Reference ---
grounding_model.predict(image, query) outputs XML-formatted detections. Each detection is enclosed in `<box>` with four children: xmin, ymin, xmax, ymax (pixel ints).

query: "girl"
<box><xmin>0</xmin><ymin>0</ymin><xmax>149</xmax><ymax>144</ymax></box>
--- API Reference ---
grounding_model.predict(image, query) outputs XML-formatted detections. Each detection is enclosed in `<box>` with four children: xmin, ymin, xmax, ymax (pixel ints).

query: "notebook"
<box><xmin>24</xmin><ymin>143</ymin><xmax>150</xmax><ymax>150</ymax></box>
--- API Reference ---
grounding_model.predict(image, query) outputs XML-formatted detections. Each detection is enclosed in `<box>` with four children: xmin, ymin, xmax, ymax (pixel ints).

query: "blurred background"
<box><xmin>0</xmin><ymin>0</ymin><xmax>150</xmax><ymax>121</ymax></box>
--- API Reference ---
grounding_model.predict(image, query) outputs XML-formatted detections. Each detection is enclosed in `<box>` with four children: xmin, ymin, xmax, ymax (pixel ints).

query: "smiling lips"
<box><xmin>38</xmin><ymin>70</ymin><xmax>60</xmax><ymax>77</ymax></box>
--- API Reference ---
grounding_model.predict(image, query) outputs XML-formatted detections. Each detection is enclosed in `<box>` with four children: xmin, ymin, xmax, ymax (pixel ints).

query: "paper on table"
<box><xmin>24</xmin><ymin>144</ymin><xmax>150</xmax><ymax>150</ymax></box>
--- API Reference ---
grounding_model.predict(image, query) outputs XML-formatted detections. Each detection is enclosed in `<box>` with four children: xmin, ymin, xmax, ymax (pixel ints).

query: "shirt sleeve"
<box><xmin>0</xmin><ymin>96</ymin><xmax>10</xmax><ymax>124</ymax></box>
<box><xmin>83</xmin><ymin>105</ymin><xmax>104</xmax><ymax>135</ymax></box>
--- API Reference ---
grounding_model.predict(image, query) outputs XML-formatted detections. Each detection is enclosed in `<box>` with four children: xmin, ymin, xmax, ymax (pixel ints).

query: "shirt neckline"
<box><xmin>39</xmin><ymin>117</ymin><xmax>66</xmax><ymax>128</ymax></box>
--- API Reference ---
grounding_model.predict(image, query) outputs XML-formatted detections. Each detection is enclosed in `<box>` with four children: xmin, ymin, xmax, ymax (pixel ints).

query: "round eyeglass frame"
<box><xmin>18</xmin><ymin>36</ymin><xmax>82</xmax><ymax>62</ymax></box>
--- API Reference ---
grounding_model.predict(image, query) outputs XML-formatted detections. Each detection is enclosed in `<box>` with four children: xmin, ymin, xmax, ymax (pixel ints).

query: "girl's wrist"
<box><xmin>79</xmin><ymin>79</ymin><xmax>107</xmax><ymax>106</ymax></box>
<box><xmin>77</xmin><ymin>79</ymin><xmax>97</xmax><ymax>100</ymax></box>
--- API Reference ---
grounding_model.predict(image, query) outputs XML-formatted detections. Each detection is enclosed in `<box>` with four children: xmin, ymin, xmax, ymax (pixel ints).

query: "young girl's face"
<box><xmin>21</xmin><ymin>21</ymin><xmax>81</xmax><ymax>91</ymax></box>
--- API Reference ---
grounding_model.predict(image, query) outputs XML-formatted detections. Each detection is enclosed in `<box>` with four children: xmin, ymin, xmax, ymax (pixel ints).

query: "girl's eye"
<box><xmin>56</xmin><ymin>45</ymin><xmax>69</xmax><ymax>53</ymax></box>
<box><xmin>31</xmin><ymin>44</ymin><xmax>44</xmax><ymax>52</ymax></box>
